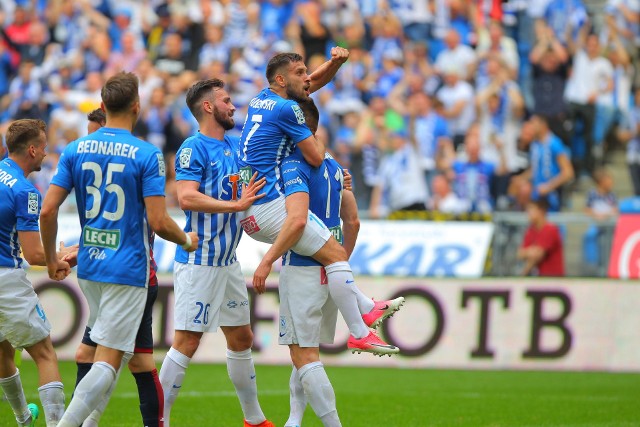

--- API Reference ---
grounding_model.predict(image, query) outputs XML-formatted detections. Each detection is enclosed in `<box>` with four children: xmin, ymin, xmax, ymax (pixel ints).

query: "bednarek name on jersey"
<box><xmin>174</xmin><ymin>133</ymin><xmax>242</xmax><ymax>267</ymax></box>
<box><xmin>51</xmin><ymin>127</ymin><xmax>166</xmax><ymax>287</ymax></box>
<box><xmin>0</xmin><ymin>158</ymin><xmax>41</xmax><ymax>268</ymax></box>
<box><xmin>281</xmin><ymin>151</ymin><xmax>344</xmax><ymax>267</ymax></box>
<box><xmin>237</xmin><ymin>88</ymin><xmax>312</xmax><ymax>205</ymax></box>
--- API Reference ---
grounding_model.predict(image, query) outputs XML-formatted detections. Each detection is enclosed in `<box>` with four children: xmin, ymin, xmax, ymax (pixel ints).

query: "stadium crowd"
<box><xmin>0</xmin><ymin>0</ymin><xmax>638</xmax><ymax>217</ymax></box>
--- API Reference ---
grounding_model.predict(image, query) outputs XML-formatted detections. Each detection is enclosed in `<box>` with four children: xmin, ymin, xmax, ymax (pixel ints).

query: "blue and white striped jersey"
<box><xmin>52</xmin><ymin>127</ymin><xmax>166</xmax><ymax>288</ymax></box>
<box><xmin>237</xmin><ymin>89</ymin><xmax>313</xmax><ymax>205</ymax></box>
<box><xmin>281</xmin><ymin>151</ymin><xmax>344</xmax><ymax>267</ymax></box>
<box><xmin>174</xmin><ymin>133</ymin><xmax>242</xmax><ymax>267</ymax></box>
<box><xmin>0</xmin><ymin>158</ymin><xmax>41</xmax><ymax>269</ymax></box>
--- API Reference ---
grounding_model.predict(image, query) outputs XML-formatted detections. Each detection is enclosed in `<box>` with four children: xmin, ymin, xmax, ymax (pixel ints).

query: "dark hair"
<box><xmin>266</xmin><ymin>52</ymin><xmax>304</xmax><ymax>84</ymax></box>
<box><xmin>101</xmin><ymin>72</ymin><xmax>139</xmax><ymax>114</ymax></box>
<box><xmin>530</xmin><ymin>197</ymin><xmax>550</xmax><ymax>212</ymax></box>
<box><xmin>87</xmin><ymin>108</ymin><xmax>106</xmax><ymax>126</ymax></box>
<box><xmin>297</xmin><ymin>98</ymin><xmax>319</xmax><ymax>134</ymax></box>
<box><xmin>531</xmin><ymin>114</ymin><xmax>550</xmax><ymax>127</ymax></box>
<box><xmin>6</xmin><ymin>119</ymin><xmax>46</xmax><ymax>154</ymax></box>
<box><xmin>185</xmin><ymin>78</ymin><xmax>225</xmax><ymax>120</ymax></box>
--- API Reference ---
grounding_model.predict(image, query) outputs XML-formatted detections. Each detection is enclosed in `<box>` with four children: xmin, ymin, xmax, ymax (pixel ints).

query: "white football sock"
<box><xmin>159</xmin><ymin>347</ymin><xmax>191</xmax><ymax>427</ymax></box>
<box><xmin>298</xmin><ymin>362</ymin><xmax>341</xmax><ymax>427</ymax></box>
<box><xmin>0</xmin><ymin>369</ymin><xmax>31</xmax><ymax>425</ymax></box>
<box><xmin>83</xmin><ymin>352</ymin><xmax>132</xmax><ymax>427</ymax></box>
<box><xmin>355</xmin><ymin>289</ymin><xmax>375</xmax><ymax>314</ymax></box>
<box><xmin>325</xmin><ymin>262</ymin><xmax>369</xmax><ymax>339</ymax></box>
<box><xmin>57</xmin><ymin>362</ymin><xmax>116</xmax><ymax>427</ymax></box>
<box><xmin>285</xmin><ymin>366</ymin><xmax>306</xmax><ymax>427</ymax></box>
<box><xmin>38</xmin><ymin>381</ymin><xmax>65</xmax><ymax>426</ymax></box>
<box><xmin>227</xmin><ymin>348</ymin><xmax>266</xmax><ymax>425</ymax></box>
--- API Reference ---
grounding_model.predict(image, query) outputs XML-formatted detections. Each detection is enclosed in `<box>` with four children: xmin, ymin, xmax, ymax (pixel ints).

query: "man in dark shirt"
<box><xmin>518</xmin><ymin>198</ymin><xmax>565</xmax><ymax>276</ymax></box>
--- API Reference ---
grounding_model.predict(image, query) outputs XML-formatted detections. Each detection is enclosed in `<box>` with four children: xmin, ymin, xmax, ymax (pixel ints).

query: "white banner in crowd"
<box><xmin>54</xmin><ymin>214</ymin><xmax>494</xmax><ymax>278</ymax></box>
<box><xmin>31</xmin><ymin>274</ymin><xmax>640</xmax><ymax>372</ymax></box>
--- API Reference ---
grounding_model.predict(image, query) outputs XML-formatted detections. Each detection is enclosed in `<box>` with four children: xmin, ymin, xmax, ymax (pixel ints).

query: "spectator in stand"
<box><xmin>450</xmin><ymin>124</ymin><xmax>506</xmax><ymax>214</ymax></box>
<box><xmin>621</xmin><ymin>88</ymin><xmax>640</xmax><ymax>195</ymax></box>
<box><xmin>540</xmin><ymin>0</ymin><xmax>588</xmax><ymax>46</ymax></box>
<box><xmin>47</xmin><ymin>99</ymin><xmax>85</xmax><ymax>153</ymax></box>
<box><xmin>6</xmin><ymin>61</ymin><xmax>42</xmax><ymax>120</ymax></box>
<box><xmin>141</xmin><ymin>86</ymin><xmax>173</xmax><ymax>151</ymax></box>
<box><xmin>528</xmin><ymin>114</ymin><xmax>574</xmax><ymax>211</ymax></box>
<box><xmin>373</xmin><ymin>48</ymin><xmax>405</xmax><ymax>98</ymax></box>
<box><xmin>473</xmin><ymin>20</ymin><xmax>520</xmax><ymax>84</ymax></box>
<box><xmin>585</xmin><ymin>168</ymin><xmax>619</xmax><ymax>220</ymax></box>
<box><xmin>601</xmin><ymin>0</ymin><xmax>640</xmax><ymax>51</ymax></box>
<box><xmin>518</xmin><ymin>198</ymin><xmax>565</xmax><ymax>277</ymax></box>
<box><xmin>429</xmin><ymin>174</ymin><xmax>467</xmax><ymax>215</ymax></box>
<box><xmin>506</xmin><ymin>175</ymin><xmax>533</xmax><ymax>212</ymax></box>
<box><xmin>0</xmin><ymin>19</ymin><xmax>47</xmax><ymax>65</ymax></box>
<box><xmin>370</xmin><ymin>129</ymin><xmax>429</xmax><ymax>218</ymax></box>
<box><xmin>390</xmin><ymin>0</ymin><xmax>432</xmax><ymax>42</ymax></box>
<box><xmin>434</xmin><ymin>28</ymin><xmax>476</xmax><ymax>80</ymax></box>
<box><xmin>602</xmin><ymin>21</ymin><xmax>633</xmax><ymax>142</ymax></box>
<box><xmin>530</xmin><ymin>22</ymin><xmax>571</xmax><ymax>145</ymax></box>
<box><xmin>199</xmin><ymin>24</ymin><xmax>229</xmax><ymax>71</ymax></box>
<box><xmin>290</xmin><ymin>1</ymin><xmax>331</xmax><ymax>60</ymax></box>
<box><xmin>436</xmin><ymin>66</ymin><xmax>475</xmax><ymax>150</ymax></box>
<box><xmin>154</xmin><ymin>32</ymin><xmax>198</xmax><ymax>76</ymax></box>
<box><xmin>565</xmin><ymin>29</ymin><xmax>613</xmax><ymax>178</ymax></box>
<box><xmin>105</xmin><ymin>31</ymin><xmax>146</xmax><ymax>75</ymax></box>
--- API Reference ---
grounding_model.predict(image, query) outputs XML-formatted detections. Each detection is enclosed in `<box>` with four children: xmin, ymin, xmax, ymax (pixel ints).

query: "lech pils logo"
<box><xmin>27</xmin><ymin>192</ymin><xmax>38</xmax><ymax>214</ymax></box>
<box><xmin>83</xmin><ymin>226</ymin><xmax>121</xmax><ymax>250</ymax></box>
<box><xmin>157</xmin><ymin>153</ymin><xmax>166</xmax><ymax>176</ymax></box>
<box><xmin>179</xmin><ymin>148</ymin><xmax>192</xmax><ymax>168</ymax></box>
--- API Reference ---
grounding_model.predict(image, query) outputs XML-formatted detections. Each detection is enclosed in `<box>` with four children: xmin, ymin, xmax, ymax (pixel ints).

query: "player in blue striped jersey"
<box><xmin>240</xmin><ymin>50</ymin><xmax>397</xmax><ymax>355</ymax></box>
<box><xmin>41</xmin><ymin>72</ymin><xmax>198</xmax><ymax>427</ymax></box>
<box><xmin>0</xmin><ymin>119</ymin><xmax>71</xmax><ymax>427</ymax></box>
<box><xmin>278</xmin><ymin>100</ymin><xmax>405</xmax><ymax>427</ymax></box>
<box><xmin>158</xmin><ymin>79</ymin><xmax>275</xmax><ymax>427</ymax></box>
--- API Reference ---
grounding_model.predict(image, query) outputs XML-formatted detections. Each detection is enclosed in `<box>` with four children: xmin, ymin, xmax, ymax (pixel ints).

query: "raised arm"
<box><xmin>308</xmin><ymin>47</ymin><xmax>349</xmax><ymax>94</ymax></box>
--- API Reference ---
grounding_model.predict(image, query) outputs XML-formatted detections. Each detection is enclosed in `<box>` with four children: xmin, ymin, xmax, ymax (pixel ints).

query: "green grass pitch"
<box><xmin>1</xmin><ymin>361</ymin><xmax>639</xmax><ymax>426</ymax></box>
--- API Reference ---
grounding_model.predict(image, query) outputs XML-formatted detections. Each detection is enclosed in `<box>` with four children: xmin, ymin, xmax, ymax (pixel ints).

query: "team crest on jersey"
<box><xmin>179</xmin><ymin>148</ymin><xmax>192</xmax><ymax>168</ymax></box>
<box><xmin>27</xmin><ymin>192</ymin><xmax>38</xmax><ymax>214</ymax></box>
<box><xmin>156</xmin><ymin>153</ymin><xmax>166</xmax><ymax>176</ymax></box>
<box><xmin>291</xmin><ymin>104</ymin><xmax>305</xmax><ymax>125</ymax></box>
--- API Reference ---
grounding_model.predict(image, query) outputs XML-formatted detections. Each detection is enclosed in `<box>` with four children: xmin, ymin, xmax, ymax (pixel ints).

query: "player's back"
<box><xmin>238</xmin><ymin>88</ymin><xmax>312</xmax><ymax>204</ymax></box>
<box><xmin>0</xmin><ymin>158</ymin><xmax>39</xmax><ymax>269</ymax></box>
<box><xmin>52</xmin><ymin>127</ymin><xmax>166</xmax><ymax>287</ymax></box>
<box><xmin>282</xmin><ymin>151</ymin><xmax>344</xmax><ymax>267</ymax></box>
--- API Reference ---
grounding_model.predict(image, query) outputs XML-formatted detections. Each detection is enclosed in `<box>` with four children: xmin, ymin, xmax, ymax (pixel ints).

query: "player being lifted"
<box><xmin>68</xmin><ymin>108</ymin><xmax>164</xmax><ymax>427</ymax></box>
<box><xmin>41</xmin><ymin>72</ymin><xmax>198</xmax><ymax>427</ymax></box>
<box><xmin>238</xmin><ymin>50</ymin><xmax>401</xmax><ymax>355</ymax></box>
<box><xmin>0</xmin><ymin>119</ymin><xmax>69</xmax><ymax>427</ymax></box>
<box><xmin>158</xmin><ymin>78</ymin><xmax>274</xmax><ymax>427</ymax></box>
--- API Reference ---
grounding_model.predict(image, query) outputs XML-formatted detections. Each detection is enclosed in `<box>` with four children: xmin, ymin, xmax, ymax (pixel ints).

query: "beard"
<box><xmin>214</xmin><ymin>107</ymin><xmax>235</xmax><ymax>130</ymax></box>
<box><xmin>285</xmin><ymin>82</ymin><xmax>308</xmax><ymax>103</ymax></box>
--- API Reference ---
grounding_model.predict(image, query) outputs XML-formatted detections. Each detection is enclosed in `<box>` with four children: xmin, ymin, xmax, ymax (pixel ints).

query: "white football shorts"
<box><xmin>173</xmin><ymin>261</ymin><xmax>250</xmax><ymax>333</ymax></box>
<box><xmin>78</xmin><ymin>279</ymin><xmax>147</xmax><ymax>352</ymax></box>
<box><xmin>278</xmin><ymin>265</ymin><xmax>338</xmax><ymax>347</ymax></box>
<box><xmin>0</xmin><ymin>268</ymin><xmax>51</xmax><ymax>349</ymax></box>
<box><xmin>239</xmin><ymin>196</ymin><xmax>331</xmax><ymax>257</ymax></box>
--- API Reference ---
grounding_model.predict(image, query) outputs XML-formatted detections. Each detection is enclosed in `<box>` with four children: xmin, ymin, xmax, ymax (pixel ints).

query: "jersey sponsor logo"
<box><xmin>156</xmin><ymin>153</ymin><xmax>165</xmax><ymax>176</ymax></box>
<box><xmin>179</xmin><ymin>148</ymin><xmax>192</xmax><ymax>169</ymax></box>
<box><xmin>329</xmin><ymin>225</ymin><xmax>343</xmax><ymax>244</ymax></box>
<box><xmin>27</xmin><ymin>192</ymin><xmax>38</xmax><ymax>214</ymax></box>
<box><xmin>0</xmin><ymin>170</ymin><xmax>17</xmax><ymax>188</ymax></box>
<box><xmin>284</xmin><ymin>176</ymin><xmax>303</xmax><ymax>187</ymax></box>
<box><xmin>239</xmin><ymin>166</ymin><xmax>252</xmax><ymax>184</ymax></box>
<box><xmin>292</xmin><ymin>104</ymin><xmax>305</xmax><ymax>125</ymax></box>
<box><xmin>76</xmin><ymin>140</ymin><xmax>139</xmax><ymax>159</ymax></box>
<box><xmin>83</xmin><ymin>226</ymin><xmax>121</xmax><ymax>250</ymax></box>
<box><xmin>222</xmin><ymin>173</ymin><xmax>241</xmax><ymax>201</ymax></box>
<box><xmin>240</xmin><ymin>215</ymin><xmax>261</xmax><ymax>235</ymax></box>
<box><xmin>88</xmin><ymin>247</ymin><xmax>107</xmax><ymax>260</ymax></box>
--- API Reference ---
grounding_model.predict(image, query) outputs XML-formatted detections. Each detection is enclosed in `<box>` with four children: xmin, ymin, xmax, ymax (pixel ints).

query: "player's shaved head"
<box><xmin>266</xmin><ymin>52</ymin><xmax>304</xmax><ymax>84</ymax></box>
<box><xmin>6</xmin><ymin>119</ymin><xmax>46</xmax><ymax>154</ymax></box>
<box><xmin>101</xmin><ymin>72</ymin><xmax>139</xmax><ymax>114</ymax></box>
<box><xmin>186</xmin><ymin>78</ymin><xmax>225</xmax><ymax>121</ymax></box>
<box><xmin>297</xmin><ymin>98</ymin><xmax>319</xmax><ymax>135</ymax></box>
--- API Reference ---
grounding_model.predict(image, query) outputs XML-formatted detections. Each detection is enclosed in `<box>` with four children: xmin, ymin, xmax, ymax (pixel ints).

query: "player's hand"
<box><xmin>183</xmin><ymin>232</ymin><xmax>199</xmax><ymax>252</ymax></box>
<box><xmin>536</xmin><ymin>183</ymin><xmax>552</xmax><ymax>196</ymax></box>
<box><xmin>238</xmin><ymin>172</ymin><xmax>266</xmax><ymax>211</ymax></box>
<box><xmin>47</xmin><ymin>260</ymin><xmax>71</xmax><ymax>281</ymax></box>
<box><xmin>252</xmin><ymin>260</ymin><xmax>272</xmax><ymax>294</ymax></box>
<box><xmin>60</xmin><ymin>241</ymin><xmax>79</xmax><ymax>269</ymax></box>
<box><xmin>330</xmin><ymin>46</ymin><xmax>349</xmax><ymax>65</ymax></box>
<box><xmin>343</xmin><ymin>169</ymin><xmax>353</xmax><ymax>191</ymax></box>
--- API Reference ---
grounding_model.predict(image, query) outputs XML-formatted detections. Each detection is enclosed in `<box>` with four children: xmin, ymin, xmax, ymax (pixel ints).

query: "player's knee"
<box><xmin>75</xmin><ymin>345</ymin><xmax>95</xmax><ymax>364</ymax></box>
<box><xmin>315</xmin><ymin>238</ymin><xmax>347</xmax><ymax>265</ymax></box>
<box><xmin>173</xmin><ymin>331</ymin><xmax>202</xmax><ymax>357</ymax></box>
<box><xmin>226</xmin><ymin>327</ymin><xmax>253</xmax><ymax>351</ymax></box>
<box><xmin>26</xmin><ymin>338</ymin><xmax>57</xmax><ymax>364</ymax></box>
<box><xmin>128</xmin><ymin>353</ymin><xmax>155</xmax><ymax>373</ymax></box>
<box><xmin>290</xmin><ymin>347</ymin><xmax>319</xmax><ymax>369</ymax></box>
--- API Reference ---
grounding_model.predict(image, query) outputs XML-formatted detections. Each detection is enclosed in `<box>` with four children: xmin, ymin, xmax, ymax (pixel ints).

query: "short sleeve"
<box><xmin>142</xmin><ymin>148</ymin><xmax>166</xmax><ymax>198</ymax></box>
<box><xmin>50</xmin><ymin>144</ymin><xmax>75</xmax><ymax>191</ymax></box>
<box><xmin>434</xmin><ymin>117</ymin><xmax>449</xmax><ymax>139</ymax></box>
<box><xmin>552</xmin><ymin>138</ymin><xmax>570</xmax><ymax>159</ymax></box>
<box><xmin>15</xmin><ymin>188</ymin><xmax>41</xmax><ymax>231</ymax></box>
<box><xmin>277</xmin><ymin>101</ymin><xmax>313</xmax><ymax>145</ymax></box>
<box><xmin>281</xmin><ymin>156</ymin><xmax>311</xmax><ymax>196</ymax></box>
<box><xmin>175</xmin><ymin>142</ymin><xmax>205</xmax><ymax>182</ymax></box>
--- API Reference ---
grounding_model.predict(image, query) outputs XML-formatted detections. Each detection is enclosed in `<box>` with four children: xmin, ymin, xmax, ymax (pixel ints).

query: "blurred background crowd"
<box><xmin>0</xmin><ymin>0</ymin><xmax>637</xmax><ymax>221</ymax></box>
